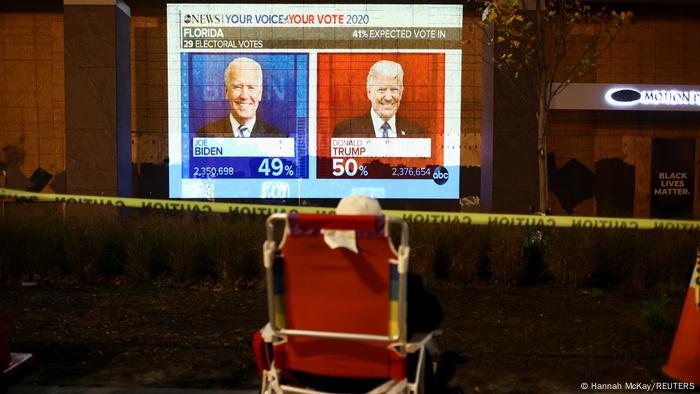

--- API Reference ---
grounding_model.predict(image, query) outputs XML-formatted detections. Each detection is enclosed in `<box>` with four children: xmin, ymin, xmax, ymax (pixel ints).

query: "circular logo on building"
<box><xmin>183</xmin><ymin>14</ymin><xmax>192</xmax><ymax>24</ymax></box>
<box><xmin>605</xmin><ymin>88</ymin><xmax>641</xmax><ymax>107</ymax></box>
<box><xmin>610</xmin><ymin>89</ymin><xmax>641</xmax><ymax>102</ymax></box>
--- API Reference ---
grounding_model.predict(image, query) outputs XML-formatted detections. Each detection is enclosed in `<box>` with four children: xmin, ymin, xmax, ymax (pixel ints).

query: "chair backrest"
<box><xmin>264</xmin><ymin>213</ymin><xmax>409</xmax><ymax>380</ymax></box>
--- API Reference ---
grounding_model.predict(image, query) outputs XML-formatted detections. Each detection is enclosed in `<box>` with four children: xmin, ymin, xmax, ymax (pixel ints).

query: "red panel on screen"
<box><xmin>317</xmin><ymin>53</ymin><xmax>445</xmax><ymax>173</ymax></box>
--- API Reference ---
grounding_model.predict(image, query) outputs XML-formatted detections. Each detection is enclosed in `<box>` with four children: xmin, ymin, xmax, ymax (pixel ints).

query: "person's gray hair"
<box><xmin>366</xmin><ymin>60</ymin><xmax>404</xmax><ymax>90</ymax></box>
<box><xmin>224</xmin><ymin>57</ymin><xmax>262</xmax><ymax>88</ymax></box>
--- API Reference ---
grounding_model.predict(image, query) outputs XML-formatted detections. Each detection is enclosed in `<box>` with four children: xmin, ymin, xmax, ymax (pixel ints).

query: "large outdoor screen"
<box><xmin>167</xmin><ymin>4</ymin><xmax>463</xmax><ymax>199</ymax></box>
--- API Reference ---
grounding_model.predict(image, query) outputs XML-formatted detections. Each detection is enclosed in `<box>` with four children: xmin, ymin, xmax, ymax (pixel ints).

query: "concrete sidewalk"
<box><xmin>7</xmin><ymin>387</ymin><xmax>257</xmax><ymax>394</ymax></box>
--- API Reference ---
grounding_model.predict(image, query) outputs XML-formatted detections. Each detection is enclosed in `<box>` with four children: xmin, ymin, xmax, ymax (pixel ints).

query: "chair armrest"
<box><xmin>405</xmin><ymin>332</ymin><xmax>432</xmax><ymax>354</ymax></box>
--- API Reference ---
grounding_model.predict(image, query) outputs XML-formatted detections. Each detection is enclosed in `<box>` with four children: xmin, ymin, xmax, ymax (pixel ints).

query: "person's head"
<box><xmin>224</xmin><ymin>57</ymin><xmax>263</xmax><ymax>124</ymax></box>
<box><xmin>336</xmin><ymin>194</ymin><xmax>383</xmax><ymax>215</ymax></box>
<box><xmin>366</xmin><ymin>60</ymin><xmax>404</xmax><ymax>122</ymax></box>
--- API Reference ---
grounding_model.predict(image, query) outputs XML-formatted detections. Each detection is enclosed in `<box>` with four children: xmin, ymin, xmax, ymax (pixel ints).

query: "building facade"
<box><xmin>0</xmin><ymin>1</ymin><xmax>698</xmax><ymax>218</ymax></box>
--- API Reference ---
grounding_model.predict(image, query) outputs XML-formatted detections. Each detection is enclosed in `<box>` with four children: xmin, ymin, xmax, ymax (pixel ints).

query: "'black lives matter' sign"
<box><xmin>651</xmin><ymin>138</ymin><xmax>695</xmax><ymax>219</ymax></box>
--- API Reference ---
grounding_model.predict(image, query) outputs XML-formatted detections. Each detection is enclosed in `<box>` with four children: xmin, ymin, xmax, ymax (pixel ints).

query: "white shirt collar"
<box><xmin>229</xmin><ymin>114</ymin><xmax>256</xmax><ymax>137</ymax></box>
<box><xmin>370</xmin><ymin>110</ymin><xmax>397</xmax><ymax>138</ymax></box>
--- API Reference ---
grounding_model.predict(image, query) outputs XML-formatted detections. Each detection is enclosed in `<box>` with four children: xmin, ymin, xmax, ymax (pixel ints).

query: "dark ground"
<box><xmin>0</xmin><ymin>282</ymin><xmax>689</xmax><ymax>393</ymax></box>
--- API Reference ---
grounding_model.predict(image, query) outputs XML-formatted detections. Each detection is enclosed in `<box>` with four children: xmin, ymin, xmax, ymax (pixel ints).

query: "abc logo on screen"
<box><xmin>432</xmin><ymin>166</ymin><xmax>449</xmax><ymax>185</ymax></box>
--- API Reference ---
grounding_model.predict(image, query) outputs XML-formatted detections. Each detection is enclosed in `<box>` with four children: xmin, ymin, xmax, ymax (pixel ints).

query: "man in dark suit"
<box><xmin>333</xmin><ymin>60</ymin><xmax>428</xmax><ymax>138</ymax></box>
<box><xmin>197</xmin><ymin>57</ymin><xmax>287</xmax><ymax>138</ymax></box>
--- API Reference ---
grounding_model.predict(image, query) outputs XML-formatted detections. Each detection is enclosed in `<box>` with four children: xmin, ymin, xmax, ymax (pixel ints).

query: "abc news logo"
<box><xmin>182</xmin><ymin>14</ymin><xmax>224</xmax><ymax>24</ymax></box>
<box><xmin>432</xmin><ymin>166</ymin><xmax>449</xmax><ymax>185</ymax></box>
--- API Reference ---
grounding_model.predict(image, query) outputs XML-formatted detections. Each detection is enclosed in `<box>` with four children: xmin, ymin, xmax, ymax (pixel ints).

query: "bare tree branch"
<box><xmin>474</xmin><ymin>0</ymin><xmax>632</xmax><ymax>211</ymax></box>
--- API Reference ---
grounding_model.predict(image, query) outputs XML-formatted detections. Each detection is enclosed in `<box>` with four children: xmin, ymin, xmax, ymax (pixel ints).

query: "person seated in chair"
<box><xmin>292</xmin><ymin>195</ymin><xmax>448</xmax><ymax>393</ymax></box>
<box><xmin>328</xmin><ymin>195</ymin><xmax>442</xmax><ymax>338</ymax></box>
<box><xmin>255</xmin><ymin>195</ymin><xmax>464</xmax><ymax>393</ymax></box>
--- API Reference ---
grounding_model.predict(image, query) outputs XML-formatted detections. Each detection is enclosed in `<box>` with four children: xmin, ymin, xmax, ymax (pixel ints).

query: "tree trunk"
<box><xmin>537</xmin><ymin>88</ymin><xmax>549</xmax><ymax>213</ymax></box>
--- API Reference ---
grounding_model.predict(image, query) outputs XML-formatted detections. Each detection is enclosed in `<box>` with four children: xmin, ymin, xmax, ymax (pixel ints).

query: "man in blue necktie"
<box><xmin>197</xmin><ymin>57</ymin><xmax>287</xmax><ymax>138</ymax></box>
<box><xmin>332</xmin><ymin>60</ymin><xmax>428</xmax><ymax>139</ymax></box>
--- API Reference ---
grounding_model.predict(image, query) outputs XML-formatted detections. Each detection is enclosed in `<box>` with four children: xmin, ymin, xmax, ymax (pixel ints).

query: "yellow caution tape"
<box><xmin>2</xmin><ymin>187</ymin><xmax>700</xmax><ymax>230</ymax></box>
<box><xmin>0</xmin><ymin>187</ymin><xmax>332</xmax><ymax>215</ymax></box>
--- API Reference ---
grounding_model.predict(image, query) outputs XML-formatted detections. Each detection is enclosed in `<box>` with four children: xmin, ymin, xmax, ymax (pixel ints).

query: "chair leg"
<box><xmin>261</xmin><ymin>364</ymin><xmax>285</xmax><ymax>394</ymax></box>
<box><xmin>261</xmin><ymin>369</ymin><xmax>273</xmax><ymax>394</ymax></box>
<box><xmin>412</xmin><ymin>345</ymin><xmax>440</xmax><ymax>394</ymax></box>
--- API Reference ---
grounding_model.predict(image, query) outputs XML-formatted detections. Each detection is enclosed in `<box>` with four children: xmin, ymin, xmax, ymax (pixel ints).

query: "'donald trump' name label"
<box><xmin>193</xmin><ymin>138</ymin><xmax>295</xmax><ymax>157</ymax></box>
<box><xmin>330</xmin><ymin>138</ymin><xmax>431</xmax><ymax>158</ymax></box>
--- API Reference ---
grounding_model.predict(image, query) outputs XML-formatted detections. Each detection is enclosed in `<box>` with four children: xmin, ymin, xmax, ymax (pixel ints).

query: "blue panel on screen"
<box><xmin>180</xmin><ymin>53</ymin><xmax>191</xmax><ymax>176</ymax></box>
<box><xmin>181</xmin><ymin>53</ymin><xmax>309</xmax><ymax>180</ymax></box>
<box><xmin>187</xmin><ymin>53</ymin><xmax>304</xmax><ymax>137</ymax></box>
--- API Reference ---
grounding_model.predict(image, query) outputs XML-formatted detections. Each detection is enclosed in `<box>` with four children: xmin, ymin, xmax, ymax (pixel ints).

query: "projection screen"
<box><xmin>167</xmin><ymin>4</ymin><xmax>463</xmax><ymax>199</ymax></box>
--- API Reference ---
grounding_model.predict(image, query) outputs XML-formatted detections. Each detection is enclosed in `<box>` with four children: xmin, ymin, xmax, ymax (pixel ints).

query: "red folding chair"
<box><xmin>255</xmin><ymin>213</ymin><xmax>437</xmax><ymax>394</ymax></box>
